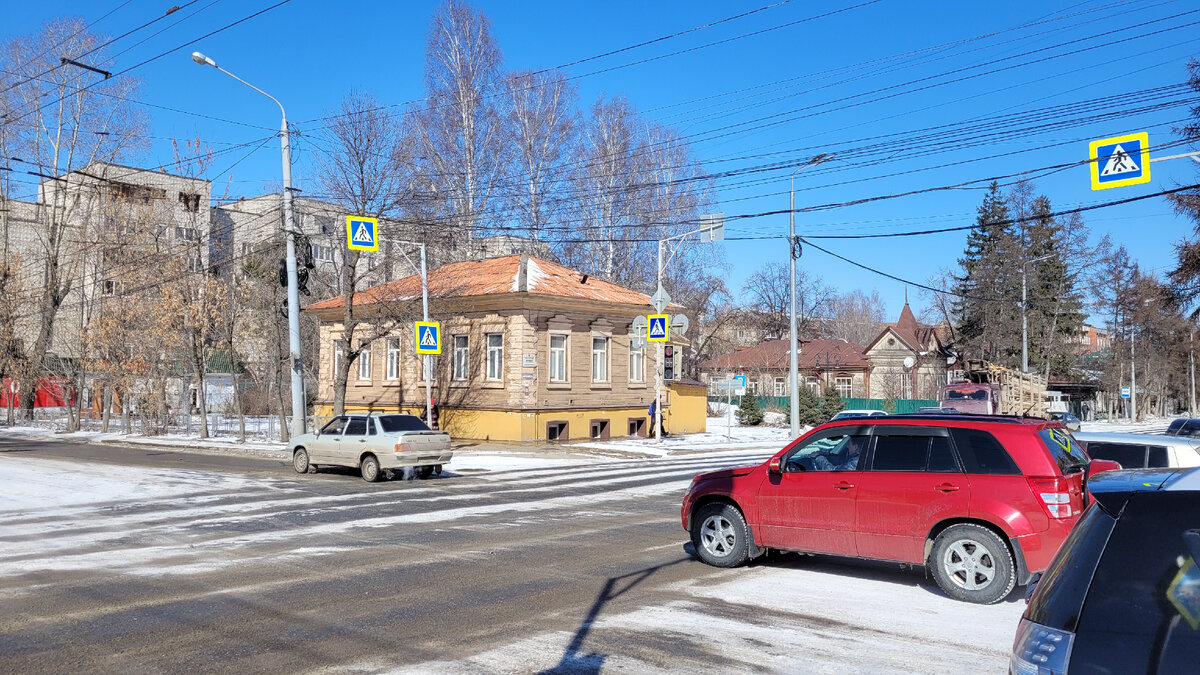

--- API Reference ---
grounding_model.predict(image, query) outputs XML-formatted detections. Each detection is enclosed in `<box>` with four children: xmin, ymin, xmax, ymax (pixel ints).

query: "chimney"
<box><xmin>517</xmin><ymin>253</ymin><xmax>529</xmax><ymax>292</ymax></box>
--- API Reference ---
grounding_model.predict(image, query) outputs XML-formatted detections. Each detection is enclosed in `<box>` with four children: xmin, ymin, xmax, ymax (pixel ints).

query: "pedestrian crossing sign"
<box><xmin>1089</xmin><ymin>132</ymin><xmax>1150</xmax><ymax>191</ymax></box>
<box><xmin>415</xmin><ymin>321</ymin><xmax>441</xmax><ymax>355</ymax></box>
<box><xmin>346</xmin><ymin>215</ymin><xmax>379</xmax><ymax>251</ymax></box>
<box><xmin>647</xmin><ymin>314</ymin><xmax>669</xmax><ymax>342</ymax></box>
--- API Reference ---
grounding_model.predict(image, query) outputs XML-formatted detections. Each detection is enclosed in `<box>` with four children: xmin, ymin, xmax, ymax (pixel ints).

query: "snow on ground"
<box><xmin>0</xmin><ymin>425</ymin><xmax>285</xmax><ymax>457</ymax></box>
<box><xmin>576</xmin><ymin>416</ymin><xmax>797</xmax><ymax>457</ymax></box>
<box><xmin>1078</xmin><ymin>416</ymin><xmax>1173</xmax><ymax>434</ymax></box>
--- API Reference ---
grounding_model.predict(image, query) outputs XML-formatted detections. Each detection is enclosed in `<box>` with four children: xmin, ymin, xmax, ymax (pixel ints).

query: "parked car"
<box><xmin>1073</xmin><ymin>431</ymin><xmax>1200</xmax><ymax>469</ymax></box>
<box><xmin>1048</xmin><ymin>411</ymin><xmax>1081</xmax><ymax>431</ymax></box>
<box><xmin>682</xmin><ymin>414</ymin><xmax>1102</xmax><ymax>604</ymax></box>
<box><xmin>288</xmin><ymin>413</ymin><xmax>453</xmax><ymax>482</ymax></box>
<box><xmin>1012</xmin><ymin>467</ymin><xmax>1200</xmax><ymax>674</ymax></box>
<box><xmin>830</xmin><ymin>409</ymin><xmax>889</xmax><ymax>420</ymax></box>
<box><xmin>1166</xmin><ymin>417</ymin><xmax>1200</xmax><ymax>437</ymax></box>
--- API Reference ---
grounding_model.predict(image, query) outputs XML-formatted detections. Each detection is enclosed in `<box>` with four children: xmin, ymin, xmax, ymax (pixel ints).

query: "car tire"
<box><xmin>690</xmin><ymin>502</ymin><xmax>750</xmax><ymax>568</ymax></box>
<box><xmin>292</xmin><ymin>448</ymin><xmax>311</xmax><ymax>474</ymax></box>
<box><xmin>361</xmin><ymin>455</ymin><xmax>382</xmax><ymax>483</ymax></box>
<box><xmin>929</xmin><ymin>523</ymin><xmax>1016</xmax><ymax>604</ymax></box>
<box><xmin>415</xmin><ymin>465</ymin><xmax>436</xmax><ymax>479</ymax></box>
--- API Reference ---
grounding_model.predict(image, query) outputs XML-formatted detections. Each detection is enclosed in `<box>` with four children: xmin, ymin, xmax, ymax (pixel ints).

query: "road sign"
<box><xmin>1121</xmin><ymin>385</ymin><xmax>1131</xmax><ymax>399</ymax></box>
<box><xmin>415</xmin><ymin>321</ymin><xmax>441</xmax><ymax>355</ymax></box>
<box><xmin>647</xmin><ymin>314</ymin><xmax>669</xmax><ymax>342</ymax></box>
<box><xmin>1090</xmin><ymin>132</ymin><xmax>1150</xmax><ymax>191</ymax></box>
<box><xmin>670</xmin><ymin>313</ymin><xmax>690</xmax><ymax>336</ymax></box>
<box><xmin>651</xmin><ymin>286</ymin><xmax>671</xmax><ymax>313</ymax></box>
<box><xmin>712</xmin><ymin>378</ymin><xmax>741</xmax><ymax>392</ymax></box>
<box><xmin>632</xmin><ymin>315</ymin><xmax>648</xmax><ymax>331</ymax></box>
<box><xmin>631</xmin><ymin>334</ymin><xmax>648</xmax><ymax>350</ymax></box>
<box><xmin>346</xmin><ymin>215</ymin><xmax>379</xmax><ymax>251</ymax></box>
<box><xmin>700</xmin><ymin>213</ymin><xmax>725</xmax><ymax>242</ymax></box>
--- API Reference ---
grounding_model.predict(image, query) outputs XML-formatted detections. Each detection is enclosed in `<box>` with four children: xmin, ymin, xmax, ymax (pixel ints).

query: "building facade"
<box><xmin>304</xmin><ymin>254</ymin><xmax>705</xmax><ymax>442</ymax></box>
<box><xmin>698</xmin><ymin>338</ymin><xmax>872</xmax><ymax>398</ymax></box>
<box><xmin>863</xmin><ymin>304</ymin><xmax>950</xmax><ymax>400</ymax></box>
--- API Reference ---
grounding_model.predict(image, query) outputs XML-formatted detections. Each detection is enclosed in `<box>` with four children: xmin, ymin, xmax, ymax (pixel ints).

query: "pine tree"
<box><xmin>797</xmin><ymin>385</ymin><xmax>823</xmax><ymax>426</ymax></box>
<box><xmin>953</xmin><ymin>182</ymin><xmax>1021</xmax><ymax>366</ymax></box>
<box><xmin>818</xmin><ymin>385</ymin><xmax>844</xmax><ymax>423</ymax></box>
<box><xmin>735</xmin><ymin>391</ymin><xmax>764</xmax><ymax>426</ymax></box>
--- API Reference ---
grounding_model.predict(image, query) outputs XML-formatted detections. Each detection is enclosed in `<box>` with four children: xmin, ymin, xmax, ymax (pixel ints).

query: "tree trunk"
<box><xmin>101</xmin><ymin>385</ymin><xmax>111</xmax><ymax>433</ymax></box>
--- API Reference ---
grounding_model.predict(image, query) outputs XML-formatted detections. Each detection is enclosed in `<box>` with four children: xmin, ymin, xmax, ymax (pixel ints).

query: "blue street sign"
<box><xmin>647</xmin><ymin>314</ymin><xmax>669</xmax><ymax>342</ymax></box>
<box><xmin>346</xmin><ymin>215</ymin><xmax>379</xmax><ymax>251</ymax></box>
<box><xmin>415</xmin><ymin>321</ymin><xmax>441</xmax><ymax>355</ymax></box>
<box><xmin>1120</xmin><ymin>385</ymin><xmax>1131</xmax><ymax>399</ymax></box>
<box><xmin>1089</xmin><ymin>132</ymin><xmax>1150</xmax><ymax>191</ymax></box>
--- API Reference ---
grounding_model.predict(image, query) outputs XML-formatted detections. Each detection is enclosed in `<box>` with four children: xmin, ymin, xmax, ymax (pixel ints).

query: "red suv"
<box><xmin>681</xmin><ymin>415</ymin><xmax>1098</xmax><ymax>604</ymax></box>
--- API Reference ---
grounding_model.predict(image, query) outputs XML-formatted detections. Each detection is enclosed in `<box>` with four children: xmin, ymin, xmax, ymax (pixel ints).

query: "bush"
<box><xmin>818</xmin><ymin>386</ymin><xmax>845</xmax><ymax>424</ymax></box>
<box><xmin>736</xmin><ymin>391</ymin><xmax>764</xmax><ymax>426</ymax></box>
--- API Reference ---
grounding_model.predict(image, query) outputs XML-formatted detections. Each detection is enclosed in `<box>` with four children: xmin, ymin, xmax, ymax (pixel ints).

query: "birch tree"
<box><xmin>504</xmin><ymin>69</ymin><xmax>578</xmax><ymax>242</ymax></box>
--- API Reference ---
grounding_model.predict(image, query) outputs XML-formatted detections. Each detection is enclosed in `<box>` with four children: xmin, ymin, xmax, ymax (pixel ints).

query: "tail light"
<box><xmin>1028</xmin><ymin>476</ymin><xmax>1081</xmax><ymax>519</ymax></box>
<box><xmin>1010</xmin><ymin>618</ymin><xmax>1073</xmax><ymax>674</ymax></box>
<box><xmin>394</xmin><ymin>443</ymin><xmax>406</xmax><ymax>453</ymax></box>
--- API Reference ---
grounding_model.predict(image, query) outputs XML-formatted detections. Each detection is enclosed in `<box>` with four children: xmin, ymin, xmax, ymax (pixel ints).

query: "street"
<box><xmin>0</xmin><ymin>436</ymin><xmax>1022</xmax><ymax>673</ymax></box>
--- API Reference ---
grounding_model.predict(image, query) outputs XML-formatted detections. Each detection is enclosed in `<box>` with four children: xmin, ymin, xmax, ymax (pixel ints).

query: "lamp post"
<box><xmin>788</xmin><ymin>153</ymin><xmax>832</xmax><ymax>437</ymax></box>
<box><xmin>192</xmin><ymin>51</ymin><xmax>305</xmax><ymax>438</ymax></box>
<box><xmin>1021</xmin><ymin>254</ymin><xmax>1054</xmax><ymax>373</ymax></box>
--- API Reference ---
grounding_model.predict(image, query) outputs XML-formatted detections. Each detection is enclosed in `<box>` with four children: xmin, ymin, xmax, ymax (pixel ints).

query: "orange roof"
<box><xmin>304</xmin><ymin>255</ymin><xmax>656</xmax><ymax>311</ymax></box>
<box><xmin>700</xmin><ymin>338</ymin><xmax>870</xmax><ymax>371</ymax></box>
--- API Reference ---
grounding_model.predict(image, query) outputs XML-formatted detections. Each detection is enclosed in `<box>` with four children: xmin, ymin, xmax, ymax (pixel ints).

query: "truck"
<box><xmin>940</xmin><ymin>359</ymin><xmax>1048</xmax><ymax>418</ymax></box>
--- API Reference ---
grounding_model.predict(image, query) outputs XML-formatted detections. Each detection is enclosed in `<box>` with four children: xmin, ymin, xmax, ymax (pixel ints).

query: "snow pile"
<box><xmin>0</xmin><ymin>425</ymin><xmax>284</xmax><ymax>457</ymax></box>
<box><xmin>576</xmin><ymin>416</ymin><xmax>796</xmax><ymax>457</ymax></box>
<box><xmin>1079</xmin><ymin>417</ymin><xmax>1174</xmax><ymax>435</ymax></box>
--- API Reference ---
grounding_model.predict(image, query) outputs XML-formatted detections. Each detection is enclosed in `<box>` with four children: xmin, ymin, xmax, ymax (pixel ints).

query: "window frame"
<box><xmin>333</xmin><ymin>339</ymin><xmax>345</xmax><ymax>379</ymax></box>
<box><xmin>591</xmin><ymin>336</ymin><xmax>609</xmax><ymax>383</ymax></box>
<box><xmin>357</xmin><ymin>340</ymin><xmax>372</xmax><ymax>381</ymax></box>
<box><xmin>628</xmin><ymin>340</ymin><xmax>644</xmax><ymax>383</ymax></box>
<box><xmin>452</xmin><ymin>334</ymin><xmax>470</xmax><ymax>382</ymax></box>
<box><xmin>386</xmin><ymin>337</ymin><xmax>400</xmax><ymax>380</ymax></box>
<box><xmin>549</xmin><ymin>333</ymin><xmax>568</xmax><ymax>383</ymax></box>
<box><xmin>485</xmin><ymin>333</ymin><xmax>504</xmax><ymax>382</ymax></box>
<box><xmin>835</xmin><ymin>376</ymin><xmax>853</xmax><ymax>398</ymax></box>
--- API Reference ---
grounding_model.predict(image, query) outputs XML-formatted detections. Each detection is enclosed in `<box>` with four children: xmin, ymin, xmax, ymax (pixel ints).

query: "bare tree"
<box><xmin>742</xmin><ymin>261</ymin><xmax>833</xmax><ymax>340</ymax></box>
<box><xmin>316</xmin><ymin>91</ymin><xmax>416</xmax><ymax>415</ymax></box>
<box><xmin>0</xmin><ymin>18</ymin><xmax>148</xmax><ymax>414</ymax></box>
<box><xmin>504</xmin><ymin>69</ymin><xmax>578</xmax><ymax>242</ymax></box>
<box><xmin>414</xmin><ymin>0</ymin><xmax>506</xmax><ymax>246</ymax></box>
<box><xmin>824</xmin><ymin>290</ymin><xmax>887</xmax><ymax>346</ymax></box>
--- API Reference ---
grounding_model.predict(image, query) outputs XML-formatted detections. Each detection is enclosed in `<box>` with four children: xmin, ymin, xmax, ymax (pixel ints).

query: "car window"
<box><xmin>1073</xmin><ymin>493</ymin><xmax>1200</xmax><ymax>670</ymax></box>
<box><xmin>1025</xmin><ymin>503</ymin><xmax>1117</xmax><ymax>632</ymax></box>
<box><xmin>949</xmin><ymin>428</ymin><xmax>1020</xmax><ymax>475</ymax></box>
<box><xmin>1147</xmin><ymin>446</ymin><xmax>1169</xmax><ymax>468</ymax></box>
<box><xmin>1085</xmin><ymin>442</ymin><xmax>1147</xmax><ymax>469</ymax></box>
<box><xmin>1038</xmin><ymin>428</ymin><xmax>1090</xmax><ymax>474</ymax></box>
<box><xmin>1183</xmin><ymin>420</ymin><xmax>1200</xmax><ymax>437</ymax></box>
<box><xmin>1168</xmin><ymin>419</ymin><xmax>1186</xmax><ymax>436</ymax></box>
<box><xmin>378</xmin><ymin>415</ymin><xmax>431</xmax><ymax>433</ymax></box>
<box><xmin>343</xmin><ymin>418</ymin><xmax>367</xmax><ymax>436</ymax></box>
<box><xmin>928</xmin><ymin>436</ymin><xmax>959</xmax><ymax>472</ymax></box>
<box><xmin>321</xmin><ymin>417</ymin><xmax>348</xmax><ymax>435</ymax></box>
<box><xmin>870</xmin><ymin>435</ymin><xmax>929</xmax><ymax>471</ymax></box>
<box><xmin>784</xmin><ymin>431</ymin><xmax>869</xmax><ymax>472</ymax></box>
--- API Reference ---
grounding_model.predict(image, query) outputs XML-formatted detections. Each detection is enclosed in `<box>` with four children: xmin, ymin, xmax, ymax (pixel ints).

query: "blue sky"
<box><xmin>4</xmin><ymin>0</ymin><xmax>1199</xmax><ymax>323</ymax></box>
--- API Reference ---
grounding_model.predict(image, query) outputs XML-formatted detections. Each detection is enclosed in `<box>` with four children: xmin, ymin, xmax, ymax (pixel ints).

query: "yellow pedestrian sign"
<box><xmin>415</xmin><ymin>321</ymin><xmax>441</xmax><ymax>355</ymax></box>
<box><xmin>1089</xmin><ymin>132</ymin><xmax>1150</xmax><ymax>190</ymax></box>
<box><xmin>647</xmin><ymin>314</ymin><xmax>669</xmax><ymax>342</ymax></box>
<box><xmin>346</xmin><ymin>215</ymin><xmax>379</xmax><ymax>251</ymax></box>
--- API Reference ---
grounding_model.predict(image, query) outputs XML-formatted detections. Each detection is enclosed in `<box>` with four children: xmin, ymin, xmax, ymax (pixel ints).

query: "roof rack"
<box><xmin>885</xmin><ymin>413</ymin><xmax>1037</xmax><ymax>424</ymax></box>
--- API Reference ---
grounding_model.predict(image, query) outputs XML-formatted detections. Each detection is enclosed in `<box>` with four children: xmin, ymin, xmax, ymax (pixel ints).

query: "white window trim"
<box><xmin>591</xmin><ymin>336</ymin><xmax>609</xmax><ymax>383</ymax></box>
<box><xmin>629</xmin><ymin>342</ymin><xmax>644</xmax><ymax>383</ymax></box>
<box><xmin>836</xmin><ymin>376</ymin><xmax>852</xmax><ymax>398</ymax></box>
<box><xmin>549</xmin><ymin>333</ymin><xmax>569</xmax><ymax>383</ymax></box>
<box><xmin>386</xmin><ymin>338</ymin><xmax>400</xmax><ymax>380</ymax></box>
<box><xmin>333</xmin><ymin>339</ymin><xmax>345</xmax><ymax>379</ymax></box>
<box><xmin>452</xmin><ymin>335</ymin><xmax>469</xmax><ymax>382</ymax></box>
<box><xmin>358</xmin><ymin>340</ymin><xmax>372</xmax><ymax>381</ymax></box>
<box><xmin>485</xmin><ymin>333</ymin><xmax>504</xmax><ymax>382</ymax></box>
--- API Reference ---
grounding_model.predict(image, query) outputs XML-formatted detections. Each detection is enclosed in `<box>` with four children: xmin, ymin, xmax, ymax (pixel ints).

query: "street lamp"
<box><xmin>788</xmin><ymin>153</ymin><xmax>832</xmax><ymax>437</ymax></box>
<box><xmin>191</xmin><ymin>51</ymin><xmax>306</xmax><ymax>438</ymax></box>
<box><xmin>1021</xmin><ymin>254</ymin><xmax>1054</xmax><ymax>373</ymax></box>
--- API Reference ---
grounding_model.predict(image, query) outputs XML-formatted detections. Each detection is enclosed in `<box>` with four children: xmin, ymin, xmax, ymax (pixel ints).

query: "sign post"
<box><xmin>713</xmin><ymin>378</ymin><xmax>742</xmax><ymax>439</ymax></box>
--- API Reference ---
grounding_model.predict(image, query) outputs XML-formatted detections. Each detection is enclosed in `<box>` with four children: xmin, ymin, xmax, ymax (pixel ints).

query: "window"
<box><xmin>179</xmin><ymin>192</ymin><xmax>201</xmax><ymax>213</ymax></box>
<box><xmin>100</xmin><ymin>279</ymin><xmax>121</xmax><ymax>296</ymax></box>
<box><xmin>175</xmin><ymin>226</ymin><xmax>200</xmax><ymax>241</ymax></box>
<box><xmin>452</xmin><ymin>335</ymin><xmax>469</xmax><ymax>381</ymax></box>
<box><xmin>836</xmin><ymin>376</ymin><xmax>852</xmax><ymax>398</ymax></box>
<box><xmin>378</xmin><ymin>415</ymin><xmax>430</xmax><ymax>433</ymax></box>
<box><xmin>949</xmin><ymin>428</ymin><xmax>1020</xmax><ymax>475</ymax></box>
<box><xmin>869</xmin><ymin>432</ymin><xmax>959</xmax><ymax>472</ymax></box>
<box><xmin>358</xmin><ymin>340</ymin><xmax>372</xmax><ymax>380</ymax></box>
<box><xmin>546</xmin><ymin>421</ymin><xmax>567</xmax><ymax>440</ymax></box>
<box><xmin>806</xmin><ymin>378</ymin><xmax>821</xmax><ymax>394</ymax></box>
<box><xmin>321</xmin><ymin>416</ymin><xmax>347</xmax><ymax>435</ymax></box>
<box><xmin>628</xmin><ymin>341</ymin><xmax>644</xmax><ymax>383</ymax></box>
<box><xmin>310</xmin><ymin>243</ymin><xmax>333</xmax><ymax>262</ymax></box>
<box><xmin>344</xmin><ymin>417</ymin><xmax>367</xmax><ymax>435</ymax></box>
<box><xmin>591</xmin><ymin>337</ymin><xmax>608</xmax><ymax>382</ymax></box>
<box><xmin>333</xmin><ymin>340</ymin><xmax>345</xmax><ymax>377</ymax></box>
<box><xmin>900</xmin><ymin>372</ymin><xmax>913</xmax><ymax>398</ymax></box>
<box><xmin>486</xmin><ymin>333</ymin><xmax>503</xmax><ymax>381</ymax></box>
<box><xmin>773</xmin><ymin>377</ymin><xmax>787</xmax><ymax>396</ymax></box>
<box><xmin>550</xmin><ymin>334</ymin><xmax>568</xmax><ymax>382</ymax></box>
<box><xmin>386</xmin><ymin>338</ymin><xmax>400</xmax><ymax>380</ymax></box>
<box><xmin>784</xmin><ymin>429</ymin><xmax>870</xmax><ymax>472</ymax></box>
<box><xmin>1085</xmin><ymin>442</ymin><xmax>1147</xmax><ymax>469</ymax></box>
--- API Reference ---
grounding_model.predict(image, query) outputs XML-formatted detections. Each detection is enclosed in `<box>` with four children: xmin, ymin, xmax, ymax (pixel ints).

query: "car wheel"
<box><xmin>361</xmin><ymin>455</ymin><xmax>382</xmax><ymax>483</ymax></box>
<box><xmin>292</xmin><ymin>448</ymin><xmax>310</xmax><ymax>474</ymax></box>
<box><xmin>930</xmin><ymin>524</ymin><xmax>1016</xmax><ymax>604</ymax></box>
<box><xmin>415</xmin><ymin>465</ymin><xmax>436</xmax><ymax>479</ymax></box>
<box><xmin>690</xmin><ymin>502</ymin><xmax>750</xmax><ymax>568</ymax></box>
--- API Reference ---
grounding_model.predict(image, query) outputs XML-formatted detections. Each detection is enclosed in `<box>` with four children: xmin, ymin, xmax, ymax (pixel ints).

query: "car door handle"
<box><xmin>834</xmin><ymin>481</ymin><xmax>854</xmax><ymax>490</ymax></box>
<box><xmin>935</xmin><ymin>483</ymin><xmax>960</xmax><ymax>492</ymax></box>
<box><xmin>358</xmin><ymin>439</ymin><xmax>366</xmax><ymax>443</ymax></box>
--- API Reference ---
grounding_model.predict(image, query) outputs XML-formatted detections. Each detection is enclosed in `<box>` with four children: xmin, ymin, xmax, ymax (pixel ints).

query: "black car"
<box><xmin>1012</xmin><ymin>467</ymin><xmax>1200</xmax><ymax>674</ymax></box>
<box><xmin>1166</xmin><ymin>417</ymin><xmax>1200</xmax><ymax>437</ymax></box>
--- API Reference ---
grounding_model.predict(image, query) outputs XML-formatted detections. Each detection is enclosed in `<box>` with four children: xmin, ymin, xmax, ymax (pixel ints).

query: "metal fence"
<box><xmin>1</xmin><ymin>408</ymin><xmax>295</xmax><ymax>442</ymax></box>
<box><xmin>707</xmin><ymin>395</ymin><xmax>939</xmax><ymax>414</ymax></box>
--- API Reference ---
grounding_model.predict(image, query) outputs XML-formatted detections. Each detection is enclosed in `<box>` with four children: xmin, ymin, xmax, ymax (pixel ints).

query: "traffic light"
<box><xmin>664</xmin><ymin>345</ymin><xmax>675</xmax><ymax>381</ymax></box>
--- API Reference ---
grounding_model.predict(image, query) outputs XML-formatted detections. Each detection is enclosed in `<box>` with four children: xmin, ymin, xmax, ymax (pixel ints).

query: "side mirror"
<box><xmin>768</xmin><ymin>457</ymin><xmax>782</xmax><ymax>474</ymax></box>
<box><xmin>1088</xmin><ymin>459</ymin><xmax>1122</xmax><ymax>477</ymax></box>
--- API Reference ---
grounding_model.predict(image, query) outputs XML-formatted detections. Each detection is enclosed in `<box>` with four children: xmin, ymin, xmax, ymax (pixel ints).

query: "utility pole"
<box><xmin>191</xmin><ymin>51</ymin><xmax>305</xmax><ymax>438</ymax></box>
<box><xmin>655</xmin><ymin>240</ymin><xmax>664</xmax><ymax>443</ymax></box>
<box><xmin>787</xmin><ymin>154</ymin><xmax>832</xmax><ymax>437</ymax></box>
<box><xmin>1130</xmin><ymin>332</ymin><xmax>1137</xmax><ymax>422</ymax></box>
<box><xmin>1191</xmin><ymin>329</ymin><xmax>1196</xmax><ymax>414</ymax></box>
<box><xmin>386</xmin><ymin>238</ymin><xmax>433</xmax><ymax>424</ymax></box>
<box><xmin>1021</xmin><ymin>254</ymin><xmax>1053</xmax><ymax>373</ymax></box>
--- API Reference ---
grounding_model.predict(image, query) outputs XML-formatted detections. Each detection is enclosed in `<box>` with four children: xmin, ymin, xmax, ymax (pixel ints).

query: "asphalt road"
<box><xmin>0</xmin><ymin>436</ymin><xmax>775</xmax><ymax>673</ymax></box>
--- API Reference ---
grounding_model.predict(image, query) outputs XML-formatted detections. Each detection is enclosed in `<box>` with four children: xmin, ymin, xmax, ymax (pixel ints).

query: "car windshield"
<box><xmin>945</xmin><ymin>387</ymin><xmax>989</xmax><ymax>401</ymax></box>
<box><xmin>1039</xmin><ymin>427</ymin><xmax>1090</xmax><ymax>474</ymax></box>
<box><xmin>835</xmin><ymin>412</ymin><xmax>867</xmax><ymax>419</ymax></box>
<box><xmin>377</xmin><ymin>415</ymin><xmax>431</xmax><ymax>433</ymax></box>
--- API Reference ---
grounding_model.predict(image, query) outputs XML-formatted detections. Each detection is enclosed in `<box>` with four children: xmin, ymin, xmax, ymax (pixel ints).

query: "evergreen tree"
<box><xmin>953</xmin><ymin>182</ymin><xmax>1021</xmax><ymax>367</ymax></box>
<box><xmin>735</xmin><ymin>391</ymin><xmax>763</xmax><ymax>426</ymax></box>
<box><xmin>797</xmin><ymin>385</ymin><xmax>823</xmax><ymax>426</ymax></box>
<box><xmin>818</xmin><ymin>385</ymin><xmax>845</xmax><ymax>423</ymax></box>
<box><xmin>1023</xmin><ymin>196</ymin><xmax>1086</xmax><ymax>377</ymax></box>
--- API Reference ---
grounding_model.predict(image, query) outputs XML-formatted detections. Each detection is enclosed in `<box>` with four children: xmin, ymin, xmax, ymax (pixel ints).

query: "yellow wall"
<box><xmin>311</xmin><ymin>401</ymin><xmax>710</xmax><ymax>443</ymax></box>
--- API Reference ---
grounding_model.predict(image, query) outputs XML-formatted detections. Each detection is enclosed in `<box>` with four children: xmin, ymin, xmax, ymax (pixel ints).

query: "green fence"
<box><xmin>707</xmin><ymin>395</ymin><xmax>939</xmax><ymax>414</ymax></box>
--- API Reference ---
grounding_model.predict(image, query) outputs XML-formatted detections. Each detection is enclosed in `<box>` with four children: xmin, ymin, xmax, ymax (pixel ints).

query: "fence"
<box><xmin>1</xmin><ymin>407</ymin><xmax>296</xmax><ymax>442</ymax></box>
<box><xmin>708</xmin><ymin>395</ymin><xmax>939</xmax><ymax>414</ymax></box>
